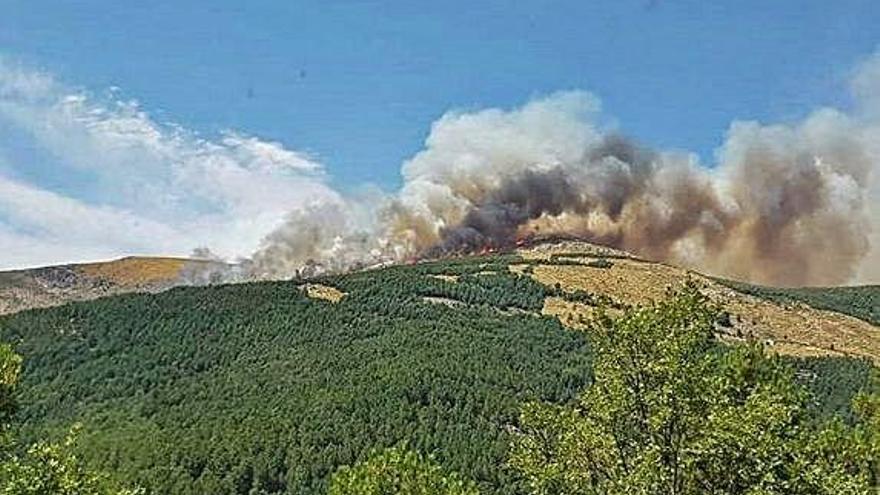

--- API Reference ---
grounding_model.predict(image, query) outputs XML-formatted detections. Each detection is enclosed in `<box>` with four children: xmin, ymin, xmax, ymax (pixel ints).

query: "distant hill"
<box><xmin>0</xmin><ymin>256</ymin><xmax>228</xmax><ymax>315</ymax></box>
<box><xmin>0</xmin><ymin>241</ymin><xmax>876</xmax><ymax>494</ymax></box>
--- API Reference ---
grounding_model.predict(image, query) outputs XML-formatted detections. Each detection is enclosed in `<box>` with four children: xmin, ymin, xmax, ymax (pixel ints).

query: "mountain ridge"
<box><xmin>0</xmin><ymin>239</ymin><xmax>877</xmax><ymax>361</ymax></box>
<box><xmin>0</xmin><ymin>244</ymin><xmax>875</xmax><ymax>494</ymax></box>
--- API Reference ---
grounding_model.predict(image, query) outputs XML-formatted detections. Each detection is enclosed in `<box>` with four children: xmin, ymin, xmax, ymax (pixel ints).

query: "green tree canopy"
<box><xmin>510</xmin><ymin>283</ymin><xmax>879</xmax><ymax>495</ymax></box>
<box><xmin>0</xmin><ymin>342</ymin><xmax>138</xmax><ymax>495</ymax></box>
<box><xmin>328</xmin><ymin>446</ymin><xmax>480</xmax><ymax>495</ymax></box>
<box><xmin>0</xmin><ymin>343</ymin><xmax>21</xmax><ymax>430</ymax></box>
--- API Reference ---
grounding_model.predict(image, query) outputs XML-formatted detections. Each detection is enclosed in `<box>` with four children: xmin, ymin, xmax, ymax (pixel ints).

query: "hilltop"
<box><xmin>1</xmin><ymin>240</ymin><xmax>877</xmax><ymax>361</ymax></box>
<box><xmin>0</xmin><ymin>241</ymin><xmax>876</xmax><ymax>494</ymax></box>
<box><xmin>0</xmin><ymin>256</ymin><xmax>227</xmax><ymax>316</ymax></box>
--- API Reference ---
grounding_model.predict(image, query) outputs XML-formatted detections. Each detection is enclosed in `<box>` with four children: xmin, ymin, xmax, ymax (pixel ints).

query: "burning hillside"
<box><xmin>247</xmin><ymin>87</ymin><xmax>879</xmax><ymax>286</ymax></box>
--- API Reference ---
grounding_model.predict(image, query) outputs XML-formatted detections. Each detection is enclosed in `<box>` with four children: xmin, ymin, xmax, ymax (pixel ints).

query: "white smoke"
<box><xmin>2</xmin><ymin>51</ymin><xmax>878</xmax><ymax>285</ymax></box>
<box><xmin>850</xmin><ymin>51</ymin><xmax>880</xmax><ymax>283</ymax></box>
<box><xmin>253</xmin><ymin>52</ymin><xmax>880</xmax><ymax>286</ymax></box>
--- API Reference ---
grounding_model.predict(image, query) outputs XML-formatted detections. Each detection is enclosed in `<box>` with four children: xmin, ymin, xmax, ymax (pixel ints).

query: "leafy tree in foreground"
<box><xmin>0</xmin><ymin>343</ymin><xmax>137</xmax><ymax>495</ymax></box>
<box><xmin>0</xmin><ymin>343</ymin><xmax>21</xmax><ymax>431</ymax></box>
<box><xmin>328</xmin><ymin>446</ymin><xmax>480</xmax><ymax>495</ymax></box>
<box><xmin>510</xmin><ymin>282</ymin><xmax>878</xmax><ymax>494</ymax></box>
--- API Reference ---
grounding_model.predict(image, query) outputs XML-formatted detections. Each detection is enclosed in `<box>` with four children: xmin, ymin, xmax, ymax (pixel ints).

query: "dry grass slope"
<box><xmin>301</xmin><ymin>283</ymin><xmax>347</xmax><ymax>303</ymax></box>
<box><xmin>0</xmin><ymin>256</ymin><xmax>207</xmax><ymax>315</ymax></box>
<box><xmin>517</xmin><ymin>241</ymin><xmax>880</xmax><ymax>363</ymax></box>
<box><xmin>78</xmin><ymin>256</ymin><xmax>188</xmax><ymax>286</ymax></box>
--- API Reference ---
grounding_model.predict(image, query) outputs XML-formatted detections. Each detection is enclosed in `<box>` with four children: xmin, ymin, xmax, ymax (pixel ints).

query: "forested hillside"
<box><xmin>0</xmin><ymin>252</ymin><xmax>876</xmax><ymax>494</ymax></box>
<box><xmin>0</xmin><ymin>256</ymin><xmax>591</xmax><ymax>494</ymax></box>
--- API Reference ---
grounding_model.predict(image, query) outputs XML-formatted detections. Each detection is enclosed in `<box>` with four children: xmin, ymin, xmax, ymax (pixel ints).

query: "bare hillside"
<box><xmin>0</xmin><ymin>256</ymin><xmax>226</xmax><ymax>315</ymax></box>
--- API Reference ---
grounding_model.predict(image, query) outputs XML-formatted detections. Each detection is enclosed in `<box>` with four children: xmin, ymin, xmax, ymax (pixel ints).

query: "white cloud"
<box><xmin>0</xmin><ymin>58</ymin><xmax>340</xmax><ymax>269</ymax></box>
<box><xmin>0</xmin><ymin>174</ymin><xmax>186</xmax><ymax>267</ymax></box>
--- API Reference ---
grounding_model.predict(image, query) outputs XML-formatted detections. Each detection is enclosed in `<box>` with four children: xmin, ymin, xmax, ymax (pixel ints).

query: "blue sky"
<box><xmin>3</xmin><ymin>0</ymin><xmax>878</xmax><ymax>188</ymax></box>
<box><xmin>0</xmin><ymin>1</ymin><xmax>878</xmax><ymax>271</ymax></box>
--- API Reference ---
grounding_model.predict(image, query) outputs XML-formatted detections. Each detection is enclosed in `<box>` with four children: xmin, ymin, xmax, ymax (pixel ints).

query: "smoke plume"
<box><xmin>249</xmin><ymin>55</ymin><xmax>880</xmax><ymax>287</ymax></box>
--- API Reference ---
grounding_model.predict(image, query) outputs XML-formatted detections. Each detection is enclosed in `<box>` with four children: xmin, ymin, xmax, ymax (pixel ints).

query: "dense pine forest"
<box><xmin>0</xmin><ymin>254</ymin><xmax>876</xmax><ymax>494</ymax></box>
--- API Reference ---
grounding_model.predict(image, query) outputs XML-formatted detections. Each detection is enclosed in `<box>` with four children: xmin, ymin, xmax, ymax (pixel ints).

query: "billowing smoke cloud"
<box><xmin>425</xmin><ymin>167</ymin><xmax>584</xmax><ymax>255</ymax></box>
<box><xmin>253</xmin><ymin>53</ymin><xmax>880</xmax><ymax>287</ymax></box>
<box><xmin>2</xmin><ymin>52</ymin><xmax>878</xmax><ymax>286</ymax></box>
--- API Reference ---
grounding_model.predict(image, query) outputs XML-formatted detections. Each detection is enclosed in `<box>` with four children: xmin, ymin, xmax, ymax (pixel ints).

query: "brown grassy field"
<box><xmin>78</xmin><ymin>256</ymin><xmax>189</xmax><ymax>286</ymax></box>
<box><xmin>517</xmin><ymin>242</ymin><xmax>880</xmax><ymax>362</ymax></box>
<box><xmin>301</xmin><ymin>283</ymin><xmax>347</xmax><ymax>303</ymax></box>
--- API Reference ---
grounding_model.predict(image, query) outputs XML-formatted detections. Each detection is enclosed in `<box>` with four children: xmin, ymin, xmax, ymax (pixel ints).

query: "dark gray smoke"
<box><xmin>250</xmin><ymin>55</ymin><xmax>880</xmax><ymax>286</ymax></box>
<box><xmin>429</xmin><ymin>168</ymin><xmax>581</xmax><ymax>254</ymax></box>
<box><xmin>426</xmin><ymin>134</ymin><xmax>734</xmax><ymax>264</ymax></box>
<box><xmin>427</xmin><ymin>135</ymin><xmax>658</xmax><ymax>254</ymax></box>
